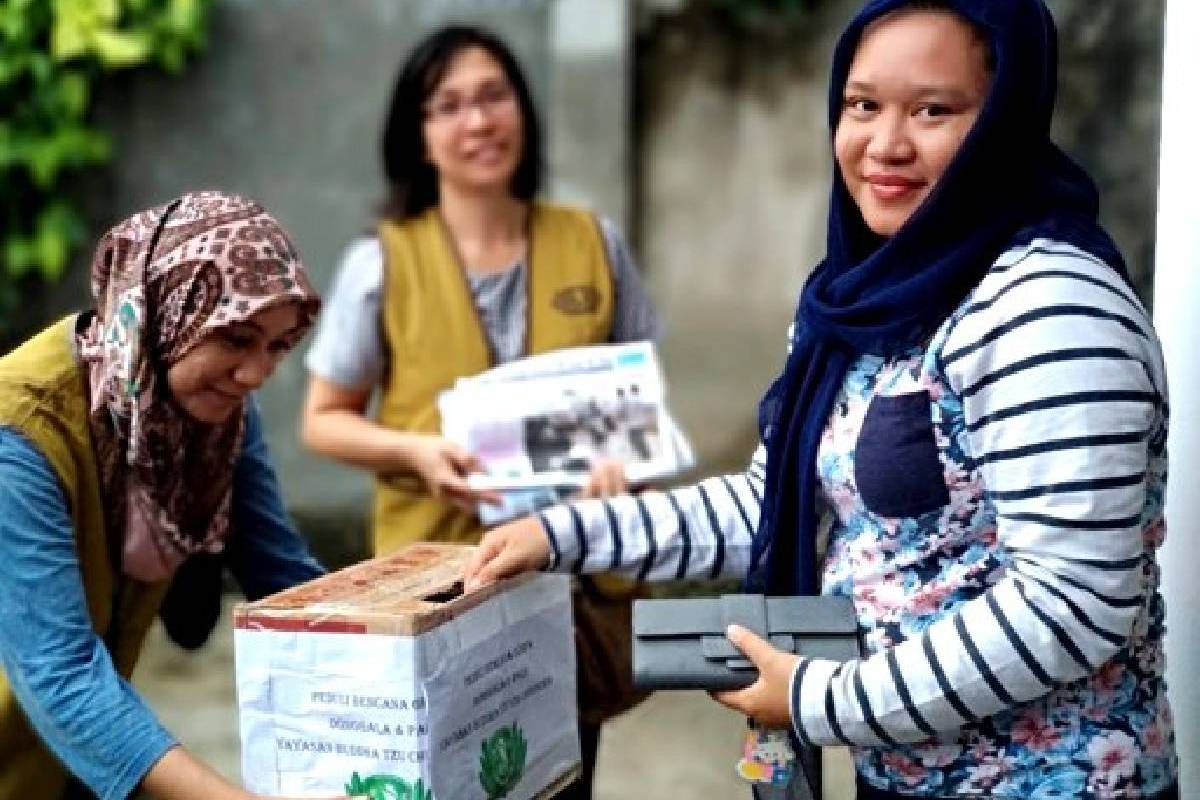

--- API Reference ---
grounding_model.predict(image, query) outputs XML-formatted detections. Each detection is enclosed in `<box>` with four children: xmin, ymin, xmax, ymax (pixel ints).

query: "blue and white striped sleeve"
<box><xmin>538</xmin><ymin>445</ymin><xmax>766</xmax><ymax>582</ymax></box>
<box><xmin>789</xmin><ymin>243</ymin><xmax>1166</xmax><ymax>746</ymax></box>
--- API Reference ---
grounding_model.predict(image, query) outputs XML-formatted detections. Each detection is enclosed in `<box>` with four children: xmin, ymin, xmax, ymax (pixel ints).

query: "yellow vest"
<box><xmin>373</xmin><ymin>202</ymin><xmax>615</xmax><ymax>554</ymax></box>
<box><xmin>0</xmin><ymin>318</ymin><xmax>169</xmax><ymax>800</ymax></box>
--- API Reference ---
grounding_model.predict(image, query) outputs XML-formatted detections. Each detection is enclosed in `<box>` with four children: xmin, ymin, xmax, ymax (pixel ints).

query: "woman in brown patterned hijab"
<box><xmin>0</xmin><ymin>191</ymin><xmax>356</xmax><ymax>800</ymax></box>
<box><xmin>78</xmin><ymin>190</ymin><xmax>319</xmax><ymax>581</ymax></box>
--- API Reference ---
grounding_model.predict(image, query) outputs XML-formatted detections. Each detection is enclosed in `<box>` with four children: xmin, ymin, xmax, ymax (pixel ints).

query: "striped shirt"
<box><xmin>538</xmin><ymin>239</ymin><xmax>1176</xmax><ymax>797</ymax></box>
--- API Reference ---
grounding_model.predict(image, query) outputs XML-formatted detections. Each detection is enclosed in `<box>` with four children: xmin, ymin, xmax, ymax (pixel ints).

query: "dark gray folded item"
<box><xmin>632</xmin><ymin>594</ymin><xmax>861</xmax><ymax>690</ymax></box>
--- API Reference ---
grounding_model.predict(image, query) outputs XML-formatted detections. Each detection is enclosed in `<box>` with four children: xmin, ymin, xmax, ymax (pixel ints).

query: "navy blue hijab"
<box><xmin>749</xmin><ymin>0</ymin><xmax>1129</xmax><ymax>595</ymax></box>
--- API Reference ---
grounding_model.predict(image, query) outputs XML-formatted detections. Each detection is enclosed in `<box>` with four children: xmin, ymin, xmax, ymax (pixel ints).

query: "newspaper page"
<box><xmin>438</xmin><ymin>342</ymin><xmax>693</xmax><ymax>524</ymax></box>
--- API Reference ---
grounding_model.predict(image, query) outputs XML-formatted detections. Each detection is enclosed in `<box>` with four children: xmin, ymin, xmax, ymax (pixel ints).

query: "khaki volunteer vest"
<box><xmin>0</xmin><ymin>318</ymin><xmax>169</xmax><ymax>800</ymax></box>
<box><xmin>373</xmin><ymin>202</ymin><xmax>615</xmax><ymax>554</ymax></box>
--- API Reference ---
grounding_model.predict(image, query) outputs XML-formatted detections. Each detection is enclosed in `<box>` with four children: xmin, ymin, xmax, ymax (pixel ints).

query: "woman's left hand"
<box><xmin>580</xmin><ymin>458</ymin><xmax>628</xmax><ymax>498</ymax></box>
<box><xmin>711</xmin><ymin>624</ymin><xmax>802</xmax><ymax>728</ymax></box>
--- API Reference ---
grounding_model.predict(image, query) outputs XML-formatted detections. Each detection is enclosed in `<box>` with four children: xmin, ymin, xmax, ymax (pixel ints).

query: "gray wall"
<box><xmin>635</xmin><ymin>0</ymin><xmax>854</xmax><ymax>473</ymax></box>
<box><xmin>634</xmin><ymin>0</ymin><xmax>1165</xmax><ymax>472</ymax></box>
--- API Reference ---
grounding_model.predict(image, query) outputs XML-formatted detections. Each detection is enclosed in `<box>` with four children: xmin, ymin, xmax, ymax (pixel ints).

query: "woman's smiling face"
<box><xmin>421</xmin><ymin>45</ymin><xmax>524</xmax><ymax>196</ymax></box>
<box><xmin>166</xmin><ymin>303</ymin><xmax>303</xmax><ymax>424</ymax></box>
<box><xmin>834</xmin><ymin>9</ymin><xmax>992</xmax><ymax>238</ymax></box>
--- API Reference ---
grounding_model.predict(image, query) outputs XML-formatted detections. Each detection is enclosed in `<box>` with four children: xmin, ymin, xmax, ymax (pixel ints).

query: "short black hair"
<box><xmin>379</xmin><ymin>25</ymin><xmax>543</xmax><ymax>221</ymax></box>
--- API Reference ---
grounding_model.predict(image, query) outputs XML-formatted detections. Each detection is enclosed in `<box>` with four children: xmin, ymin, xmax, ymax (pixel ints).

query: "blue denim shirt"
<box><xmin>0</xmin><ymin>399</ymin><xmax>323</xmax><ymax>800</ymax></box>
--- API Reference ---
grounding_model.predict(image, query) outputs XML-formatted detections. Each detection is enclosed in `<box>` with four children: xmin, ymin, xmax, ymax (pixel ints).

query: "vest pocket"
<box><xmin>854</xmin><ymin>390</ymin><xmax>950</xmax><ymax>518</ymax></box>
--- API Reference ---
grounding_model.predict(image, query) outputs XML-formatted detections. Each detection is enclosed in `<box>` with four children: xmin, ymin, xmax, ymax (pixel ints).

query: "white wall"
<box><xmin>1152</xmin><ymin>0</ymin><xmax>1198</xmax><ymax>792</ymax></box>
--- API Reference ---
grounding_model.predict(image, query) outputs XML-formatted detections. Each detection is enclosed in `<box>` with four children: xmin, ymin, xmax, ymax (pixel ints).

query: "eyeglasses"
<box><xmin>424</xmin><ymin>82</ymin><xmax>516</xmax><ymax>125</ymax></box>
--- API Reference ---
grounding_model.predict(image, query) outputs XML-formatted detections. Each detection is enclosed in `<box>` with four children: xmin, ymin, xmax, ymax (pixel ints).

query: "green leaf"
<box><xmin>90</xmin><ymin>27</ymin><xmax>152</xmax><ymax>67</ymax></box>
<box><xmin>34</xmin><ymin>227</ymin><xmax>69</xmax><ymax>280</ymax></box>
<box><xmin>0</xmin><ymin>7</ymin><xmax>30</xmax><ymax>44</ymax></box>
<box><xmin>0</xmin><ymin>51</ymin><xmax>29</xmax><ymax>87</ymax></box>
<box><xmin>32</xmin><ymin>201</ymin><xmax>86</xmax><ymax>280</ymax></box>
<box><xmin>0</xmin><ymin>124</ymin><xmax>14</xmax><ymax>169</ymax></box>
<box><xmin>51</xmin><ymin>22</ymin><xmax>89</xmax><ymax>60</ymax></box>
<box><xmin>155</xmin><ymin>39</ymin><xmax>184</xmax><ymax>73</ymax></box>
<box><xmin>22</xmin><ymin>125</ymin><xmax>111</xmax><ymax>187</ymax></box>
<box><xmin>4</xmin><ymin>234</ymin><xmax>36</xmax><ymax>279</ymax></box>
<box><xmin>164</xmin><ymin>0</ymin><xmax>204</xmax><ymax>35</ymax></box>
<box><xmin>11</xmin><ymin>0</ymin><xmax>40</xmax><ymax>12</ymax></box>
<box><xmin>27</xmin><ymin>50</ymin><xmax>52</xmax><ymax>85</ymax></box>
<box><xmin>50</xmin><ymin>0</ymin><xmax>121</xmax><ymax>61</ymax></box>
<box><xmin>54</xmin><ymin>70</ymin><xmax>89</xmax><ymax>117</ymax></box>
<box><xmin>25</xmin><ymin>141</ymin><xmax>58</xmax><ymax>188</ymax></box>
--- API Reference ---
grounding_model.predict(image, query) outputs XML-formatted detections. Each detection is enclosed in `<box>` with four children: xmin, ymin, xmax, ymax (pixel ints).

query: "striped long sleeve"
<box><xmin>539</xmin><ymin>446</ymin><xmax>767</xmax><ymax>582</ymax></box>
<box><xmin>789</xmin><ymin>242</ymin><xmax>1168</xmax><ymax>747</ymax></box>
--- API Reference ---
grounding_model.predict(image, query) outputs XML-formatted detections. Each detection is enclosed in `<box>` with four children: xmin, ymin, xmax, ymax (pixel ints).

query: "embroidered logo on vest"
<box><xmin>552</xmin><ymin>285</ymin><xmax>601</xmax><ymax>315</ymax></box>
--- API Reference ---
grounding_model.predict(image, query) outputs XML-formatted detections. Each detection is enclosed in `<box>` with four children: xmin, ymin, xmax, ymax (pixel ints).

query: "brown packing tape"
<box><xmin>240</xmin><ymin>543</ymin><xmax>471</xmax><ymax>611</ymax></box>
<box><xmin>233</xmin><ymin>543</ymin><xmax>539</xmax><ymax>636</ymax></box>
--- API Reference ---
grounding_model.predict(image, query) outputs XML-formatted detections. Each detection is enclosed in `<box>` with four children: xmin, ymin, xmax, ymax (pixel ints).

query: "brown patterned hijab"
<box><xmin>76</xmin><ymin>191</ymin><xmax>319</xmax><ymax>582</ymax></box>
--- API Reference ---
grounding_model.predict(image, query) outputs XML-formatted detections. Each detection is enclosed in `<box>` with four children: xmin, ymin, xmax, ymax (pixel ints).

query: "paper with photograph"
<box><xmin>438</xmin><ymin>342</ymin><xmax>694</xmax><ymax>523</ymax></box>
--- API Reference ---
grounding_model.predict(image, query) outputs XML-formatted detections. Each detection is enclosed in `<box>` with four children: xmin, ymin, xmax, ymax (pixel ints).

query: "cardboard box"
<box><xmin>234</xmin><ymin>543</ymin><xmax>579</xmax><ymax>799</ymax></box>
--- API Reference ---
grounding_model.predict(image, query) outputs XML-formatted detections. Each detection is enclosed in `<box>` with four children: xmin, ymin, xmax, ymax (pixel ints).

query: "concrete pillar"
<box><xmin>1152</xmin><ymin>0</ymin><xmax>1198</xmax><ymax>790</ymax></box>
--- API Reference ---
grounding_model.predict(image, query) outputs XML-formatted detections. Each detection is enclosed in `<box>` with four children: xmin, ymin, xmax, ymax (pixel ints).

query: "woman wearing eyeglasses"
<box><xmin>300</xmin><ymin>25</ymin><xmax>659</xmax><ymax>799</ymax></box>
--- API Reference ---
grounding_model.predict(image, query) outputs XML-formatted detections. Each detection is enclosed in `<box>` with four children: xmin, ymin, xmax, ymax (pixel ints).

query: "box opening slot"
<box><xmin>422</xmin><ymin>581</ymin><xmax>464</xmax><ymax>604</ymax></box>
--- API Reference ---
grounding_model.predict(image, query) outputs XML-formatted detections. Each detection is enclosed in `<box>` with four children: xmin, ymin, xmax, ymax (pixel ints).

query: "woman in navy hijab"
<box><xmin>467</xmin><ymin>1</ymin><xmax>1178</xmax><ymax>797</ymax></box>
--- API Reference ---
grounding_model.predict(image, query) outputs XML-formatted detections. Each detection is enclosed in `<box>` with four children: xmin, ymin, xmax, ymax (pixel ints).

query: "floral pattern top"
<box><xmin>814</xmin><ymin>253</ymin><xmax>1176</xmax><ymax>797</ymax></box>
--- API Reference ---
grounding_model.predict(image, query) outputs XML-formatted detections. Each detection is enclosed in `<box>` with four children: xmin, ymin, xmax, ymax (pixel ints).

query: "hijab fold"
<box><xmin>77</xmin><ymin>191</ymin><xmax>319</xmax><ymax>582</ymax></box>
<box><xmin>749</xmin><ymin>0</ymin><xmax>1129</xmax><ymax>595</ymax></box>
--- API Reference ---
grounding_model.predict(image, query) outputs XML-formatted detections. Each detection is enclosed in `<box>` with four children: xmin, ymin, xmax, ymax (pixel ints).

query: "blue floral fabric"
<box><xmin>815</xmin><ymin>323</ymin><xmax>1176</xmax><ymax>797</ymax></box>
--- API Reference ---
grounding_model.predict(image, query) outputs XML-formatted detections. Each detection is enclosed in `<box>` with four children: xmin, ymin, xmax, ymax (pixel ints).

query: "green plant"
<box><xmin>344</xmin><ymin>771</ymin><xmax>433</xmax><ymax>800</ymax></box>
<box><xmin>0</xmin><ymin>0</ymin><xmax>211</xmax><ymax>337</ymax></box>
<box><xmin>478</xmin><ymin>722</ymin><xmax>528</xmax><ymax>799</ymax></box>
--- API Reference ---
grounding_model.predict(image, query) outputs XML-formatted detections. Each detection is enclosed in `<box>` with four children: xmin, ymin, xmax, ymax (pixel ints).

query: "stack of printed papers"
<box><xmin>438</xmin><ymin>342</ymin><xmax>694</xmax><ymax>523</ymax></box>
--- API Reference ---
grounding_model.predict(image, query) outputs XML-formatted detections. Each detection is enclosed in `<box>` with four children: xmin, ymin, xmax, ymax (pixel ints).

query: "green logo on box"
<box><xmin>344</xmin><ymin>771</ymin><xmax>432</xmax><ymax>800</ymax></box>
<box><xmin>478</xmin><ymin>722</ymin><xmax>528</xmax><ymax>799</ymax></box>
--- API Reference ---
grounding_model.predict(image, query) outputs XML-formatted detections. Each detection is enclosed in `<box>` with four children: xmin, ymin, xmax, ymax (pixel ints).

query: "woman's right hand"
<box><xmin>464</xmin><ymin>515</ymin><xmax>552</xmax><ymax>592</ymax></box>
<box><xmin>405</xmin><ymin>434</ymin><xmax>500</xmax><ymax>511</ymax></box>
<box><xmin>302</xmin><ymin>378</ymin><xmax>488</xmax><ymax>505</ymax></box>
